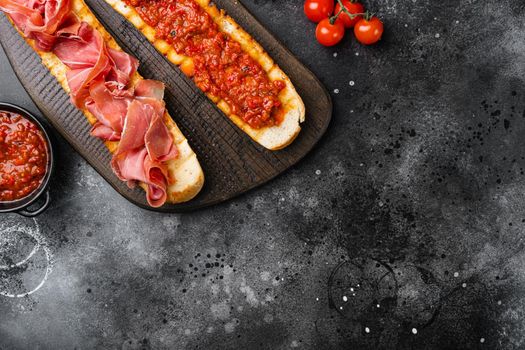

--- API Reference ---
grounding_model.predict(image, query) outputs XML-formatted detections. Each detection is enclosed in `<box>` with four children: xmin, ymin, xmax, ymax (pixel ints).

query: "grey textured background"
<box><xmin>1</xmin><ymin>0</ymin><xmax>525</xmax><ymax>349</ymax></box>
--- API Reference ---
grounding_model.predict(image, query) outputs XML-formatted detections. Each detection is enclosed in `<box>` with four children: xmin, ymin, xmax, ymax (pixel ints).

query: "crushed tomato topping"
<box><xmin>125</xmin><ymin>0</ymin><xmax>286</xmax><ymax>129</ymax></box>
<box><xmin>0</xmin><ymin>111</ymin><xmax>48</xmax><ymax>202</ymax></box>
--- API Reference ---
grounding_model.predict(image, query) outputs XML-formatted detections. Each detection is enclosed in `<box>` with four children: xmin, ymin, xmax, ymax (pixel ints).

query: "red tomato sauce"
<box><xmin>125</xmin><ymin>0</ymin><xmax>286</xmax><ymax>129</ymax></box>
<box><xmin>0</xmin><ymin>111</ymin><xmax>48</xmax><ymax>202</ymax></box>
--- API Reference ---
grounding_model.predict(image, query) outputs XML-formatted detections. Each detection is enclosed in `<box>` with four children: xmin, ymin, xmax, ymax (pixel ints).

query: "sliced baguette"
<box><xmin>8</xmin><ymin>0</ymin><xmax>204</xmax><ymax>204</ymax></box>
<box><xmin>106</xmin><ymin>0</ymin><xmax>306</xmax><ymax>150</ymax></box>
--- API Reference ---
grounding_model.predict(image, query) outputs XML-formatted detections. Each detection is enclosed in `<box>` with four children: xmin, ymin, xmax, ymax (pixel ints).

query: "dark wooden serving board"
<box><xmin>0</xmin><ymin>0</ymin><xmax>332</xmax><ymax>212</ymax></box>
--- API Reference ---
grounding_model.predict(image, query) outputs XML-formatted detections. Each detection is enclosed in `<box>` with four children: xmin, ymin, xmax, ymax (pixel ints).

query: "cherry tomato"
<box><xmin>304</xmin><ymin>0</ymin><xmax>334</xmax><ymax>23</ymax></box>
<box><xmin>354</xmin><ymin>16</ymin><xmax>384</xmax><ymax>45</ymax></box>
<box><xmin>335</xmin><ymin>0</ymin><xmax>364</xmax><ymax>28</ymax></box>
<box><xmin>315</xmin><ymin>17</ymin><xmax>345</xmax><ymax>46</ymax></box>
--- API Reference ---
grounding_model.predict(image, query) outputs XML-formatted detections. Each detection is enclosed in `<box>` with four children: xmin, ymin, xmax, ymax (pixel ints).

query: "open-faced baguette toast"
<box><xmin>6</xmin><ymin>0</ymin><xmax>204</xmax><ymax>204</ymax></box>
<box><xmin>105</xmin><ymin>0</ymin><xmax>306</xmax><ymax>150</ymax></box>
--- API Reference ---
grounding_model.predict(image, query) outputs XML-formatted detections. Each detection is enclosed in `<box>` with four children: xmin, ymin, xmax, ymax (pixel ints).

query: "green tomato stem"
<box><xmin>364</xmin><ymin>10</ymin><xmax>375</xmax><ymax>21</ymax></box>
<box><xmin>329</xmin><ymin>7</ymin><xmax>344</xmax><ymax>24</ymax></box>
<box><xmin>333</xmin><ymin>0</ymin><xmax>366</xmax><ymax>21</ymax></box>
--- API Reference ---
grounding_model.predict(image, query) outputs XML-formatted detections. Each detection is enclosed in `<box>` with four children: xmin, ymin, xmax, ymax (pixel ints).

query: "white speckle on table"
<box><xmin>453</xmin><ymin>272</ymin><xmax>459</xmax><ymax>277</ymax></box>
<box><xmin>260</xmin><ymin>271</ymin><xmax>271</xmax><ymax>281</ymax></box>
<box><xmin>435</xmin><ymin>33</ymin><xmax>440</xmax><ymax>38</ymax></box>
<box><xmin>355</xmin><ymin>52</ymin><xmax>359</xmax><ymax>56</ymax></box>
<box><xmin>412</xmin><ymin>328</ymin><xmax>418</xmax><ymax>335</ymax></box>
<box><xmin>462</xmin><ymin>283</ymin><xmax>467</xmax><ymax>288</ymax></box>
<box><xmin>365</xmin><ymin>327</ymin><xmax>370</xmax><ymax>333</ymax></box>
<box><xmin>497</xmin><ymin>300</ymin><xmax>502</xmax><ymax>305</ymax></box>
<box><xmin>263</xmin><ymin>314</ymin><xmax>274</xmax><ymax>323</ymax></box>
<box><xmin>480</xmin><ymin>338</ymin><xmax>485</xmax><ymax>343</ymax></box>
<box><xmin>333</xmin><ymin>52</ymin><xmax>338</xmax><ymax>57</ymax></box>
<box><xmin>224</xmin><ymin>320</ymin><xmax>237</xmax><ymax>333</ymax></box>
<box><xmin>334</xmin><ymin>89</ymin><xmax>339</xmax><ymax>94</ymax></box>
<box><xmin>240</xmin><ymin>280</ymin><xmax>259</xmax><ymax>306</ymax></box>
<box><xmin>210</xmin><ymin>301</ymin><xmax>230</xmax><ymax>320</ymax></box>
<box><xmin>349</xmin><ymin>81</ymin><xmax>355</xmax><ymax>86</ymax></box>
<box><xmin>315</xmin><ymin>169</ymin><xmax>321</xmax><ymax>175</ymax></box>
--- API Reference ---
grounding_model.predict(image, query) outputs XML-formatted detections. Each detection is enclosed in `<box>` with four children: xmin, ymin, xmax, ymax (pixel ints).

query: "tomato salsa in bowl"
<box><xmin>0</xmin><ymin>103</ymin><xmax>53</xmax><ymax>217</ymax></box>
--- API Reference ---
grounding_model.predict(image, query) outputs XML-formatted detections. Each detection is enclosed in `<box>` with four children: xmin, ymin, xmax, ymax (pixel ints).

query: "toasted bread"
<box><xmin>106</xmin><ymin>0</ymin><xmax>305</xmax><ymax>150</ymax></box>
<box><xmin>8</xmin><ymin>0</ymin><xmax>204</xmax><ymax>204</ymax></box>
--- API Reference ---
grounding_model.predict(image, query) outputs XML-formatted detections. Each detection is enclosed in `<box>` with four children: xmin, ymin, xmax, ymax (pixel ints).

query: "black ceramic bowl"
<box><xmin>0</xmin><ymin>102</ymin><xmax>54</xmax><ymax>217</ymax></box>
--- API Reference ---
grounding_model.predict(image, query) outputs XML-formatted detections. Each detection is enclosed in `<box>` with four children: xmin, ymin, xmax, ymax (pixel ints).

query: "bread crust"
<box><xmin>8</xmin><ymin>0</ymin><xmax>205</xmax><ymax>204</ymax></box>
<box><xmin>106</xmin><ymin>0</ymin><xmax>305</xmax><ymax>150</ymax></box>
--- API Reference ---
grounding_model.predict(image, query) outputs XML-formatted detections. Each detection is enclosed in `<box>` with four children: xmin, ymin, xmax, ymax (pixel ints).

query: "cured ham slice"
<box><xmin>146</xmin><ymin>112</ymin><xmax>178</xmax><ymax>162</ymax></box>
<box><xmin>134</xmin><ymin>80</ymin><xmax>178</xmax><ymax>161</ymax></box>
<box><xmin>1</xmin><ymin>0</ymin><xmax>180</xmax><ymax>207</ymax></box>
<box><xmin>90</xmin><ymin>123</ymin><xmax>120</xmax><ymax>141</ymax></box>
<box><xmin>85</xmin><ymin>80</ymin><xmax>131</xmax><ymax>138</ymax></box>
<box><xmin>135</xmin><ymin>79</ymin><xmax>164</xmax><ymax>100</ymax></box>
<box><xmin>55</xmin><ymin>21</ymin><xmax>111</xmax><ymax>106</ymax></box>
<box><xmin>0</xmin><ymin>0</ymin><xmax>71</xmax><ymax>50</ymax></box>
<box><xmin>117</xmin><ymin>99</ymin><xmax>153</xmax><ymax>155</ymax></box>
<box><xmin>107</xmin><ymin>48</ymin><xmax>138</xmax><ymax>87</ymax></box>
<box><xmin>111</xmin><ymin>147</ymin><xmax>169</xmax><ymax>207</ymax></box>
<box><xmin>112</xmin><ymin>97</ymin><xmax>178</xmax><ymax>205</ymax></box>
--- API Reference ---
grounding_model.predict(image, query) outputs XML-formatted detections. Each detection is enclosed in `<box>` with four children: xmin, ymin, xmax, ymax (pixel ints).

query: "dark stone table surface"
<box><xmin>1</xmin><ymin>0</ymin><xmax>525</xmax><ymax>349</ymax></box>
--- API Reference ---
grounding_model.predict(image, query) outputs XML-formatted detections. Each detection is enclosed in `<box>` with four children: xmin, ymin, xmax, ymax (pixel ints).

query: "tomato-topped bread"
<box><xmin>0</xmin><ymin>0</ymin><xmax>204</xmax><ymax>207</ymax></box>
<box><xmin>106</xmin><ymin>0</ymin><xmax>305</xmax><ymax>150</ymax></box>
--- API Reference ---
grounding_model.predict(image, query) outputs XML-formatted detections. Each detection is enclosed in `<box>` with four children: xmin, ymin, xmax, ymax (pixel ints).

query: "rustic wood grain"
<box><xmin>0</xmin><ymin>0</ymin><xmax>332</xmax><ymax>212</ymax></box>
